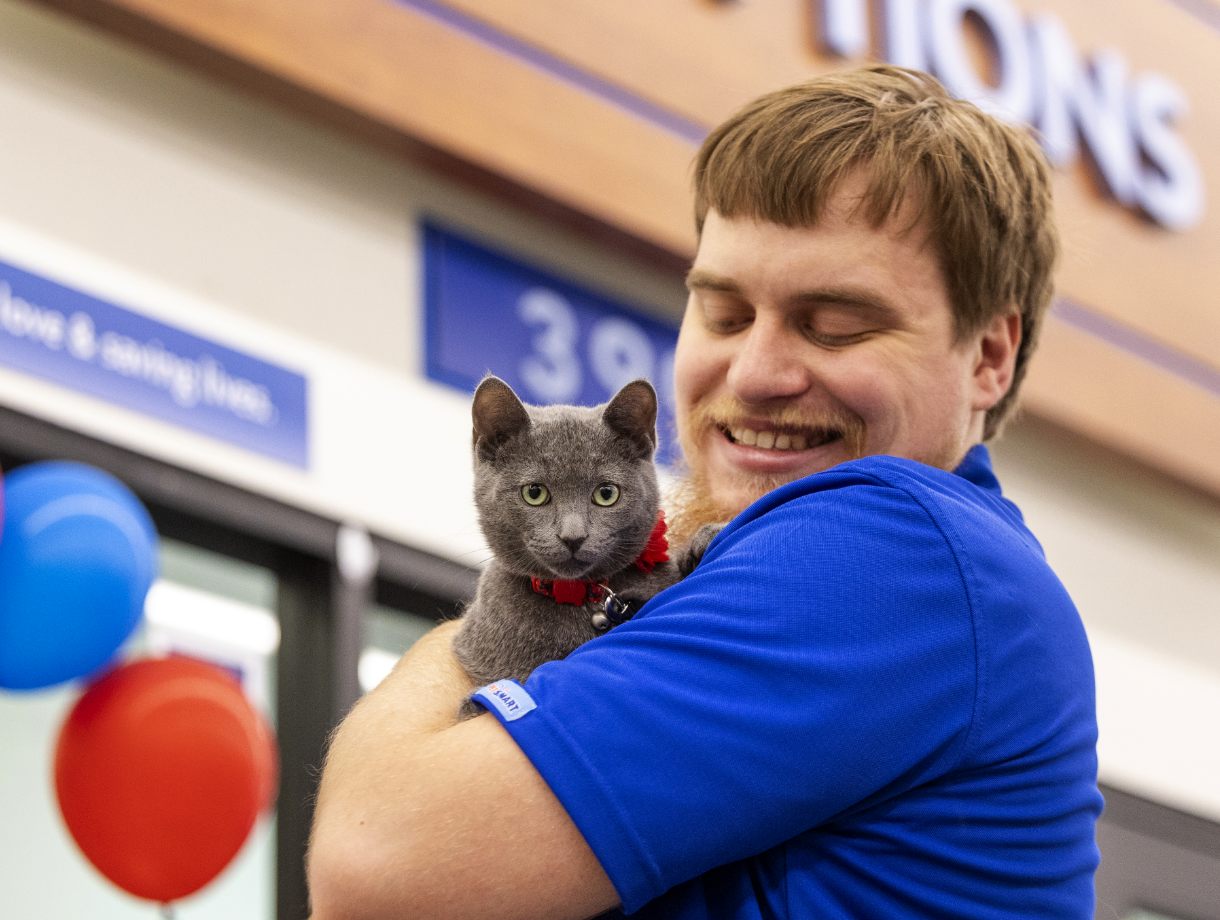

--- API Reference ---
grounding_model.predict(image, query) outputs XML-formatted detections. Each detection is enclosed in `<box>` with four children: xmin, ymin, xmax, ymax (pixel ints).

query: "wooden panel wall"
<box><xmin>27</xmin><ymin>0</ymin><xmax>1220</xmax><ymax>496</ymax></box>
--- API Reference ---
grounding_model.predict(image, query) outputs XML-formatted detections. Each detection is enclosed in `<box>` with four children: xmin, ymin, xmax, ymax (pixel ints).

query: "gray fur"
<box><xmin>454</xmin><ymin>377</ymin><xmax>719</xmax><ymax>717</ymax></box>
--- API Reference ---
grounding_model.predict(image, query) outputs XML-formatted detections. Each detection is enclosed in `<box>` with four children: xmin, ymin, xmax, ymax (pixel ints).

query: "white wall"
<box><xmin>0</xmin><ymin>0</ymin><xmax>1217</xmax><ymax>862</ymax></box>
<box><xmin>992</xmin><ymin>426</ymin><xmax>1220</xmax><ymax>821</ymax></box>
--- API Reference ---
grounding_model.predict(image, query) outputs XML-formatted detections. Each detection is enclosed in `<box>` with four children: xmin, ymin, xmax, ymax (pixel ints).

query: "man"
<box><xmin>308</xmin><ymin>66</ymin><xmax>1102</xmax><ymax>919</ymax></box>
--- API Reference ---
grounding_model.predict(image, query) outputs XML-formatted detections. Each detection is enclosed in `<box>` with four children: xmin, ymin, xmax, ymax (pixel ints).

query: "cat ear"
<box><xmin>472</xmin><ymin>376</ymin><xmax>531</xmax><ymax>460</ymax></box>
<box><xmin>603</xmin><ymin>379</ymin><xmax>657</xmax><ymax>459</ymax></box>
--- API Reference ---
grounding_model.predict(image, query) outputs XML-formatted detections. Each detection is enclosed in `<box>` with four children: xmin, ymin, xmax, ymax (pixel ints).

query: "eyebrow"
<box><xmin>684</xmin><ymin>269</ymin><xmax>739</xmax><ymax>293</ymax></box>
<box><xmin>685</xmin><ymin>270</ymin><xmax>902</xmax><ymax>324</ymax></box>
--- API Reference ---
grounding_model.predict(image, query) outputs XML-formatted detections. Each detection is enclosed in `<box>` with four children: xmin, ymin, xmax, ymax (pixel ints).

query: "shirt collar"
<box><xmin>953</xmin><ymin>443</ymin><xmax>1002</xmax><ymax>496</ymax></box>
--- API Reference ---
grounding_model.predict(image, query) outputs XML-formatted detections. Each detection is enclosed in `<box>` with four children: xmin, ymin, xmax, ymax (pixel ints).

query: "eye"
<box><xmin>592</xmin><ymin>483</ymin><xmax>620</xmax><ymax>507</ymax></box>
<box><xmin>697</xmin><ymin>294</ymin><xmax>753</xmax><ymax>336</ymax></box>
<box><xmin>808</xmin><ymin>331</ymin><xmax>870</xmax><ymax>348</ymax></box>
<box><xmin>521</xmin><ymin>483</ymin><xmax>550</xmax><ymax>506</ymax></box>
<box><xmin>804</xmin><ymin>304</ymin><xmax>889</xmax><ymax>347</ymax></box>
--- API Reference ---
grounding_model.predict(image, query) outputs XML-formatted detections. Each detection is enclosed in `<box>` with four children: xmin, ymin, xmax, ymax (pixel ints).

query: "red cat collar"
<box><xmin>530</xmin><ymin>577</ymin><xmax>609</xmax><ymax>606</ymax></box>
<box><xmin>633</xmin><ymin>511</ymin><xmax>670</xmax><ymax>573</ymax></box>
<box><xmin>530</xmin><ymin>512</ymin><xmax>670</xmax><ymax>606</ymax></box>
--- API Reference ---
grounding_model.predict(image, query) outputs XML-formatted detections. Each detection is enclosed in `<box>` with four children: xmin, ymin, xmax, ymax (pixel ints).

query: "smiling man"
<box><xmin>308</xmin><ymin>66</ymin><xmax>1102</xmax><ymax>920</ymax></box>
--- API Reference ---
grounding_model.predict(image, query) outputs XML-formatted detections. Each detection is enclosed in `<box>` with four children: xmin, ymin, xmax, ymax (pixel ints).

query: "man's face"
<box><xmin>674</xmin><ymin>178</ymin><xmax>1013</xmax><ymax>521</ymax></box>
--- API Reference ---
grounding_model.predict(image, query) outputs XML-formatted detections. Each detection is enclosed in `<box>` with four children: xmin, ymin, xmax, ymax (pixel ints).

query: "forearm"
<box><xmin>308</xmin><ymin>620</ymin><xmax>471</xmax><ymax>915</ymax></box>
<box><xmin>307</xmin><ymin>620</ymin><xmax>618</xmax><ymax>920</ymax></box>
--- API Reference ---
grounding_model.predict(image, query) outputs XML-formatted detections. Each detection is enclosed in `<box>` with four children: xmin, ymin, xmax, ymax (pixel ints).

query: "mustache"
<box><xmin>681</xmin><ymin>393</ymin><xmax>867</xmax><ymax>459</ymax></box>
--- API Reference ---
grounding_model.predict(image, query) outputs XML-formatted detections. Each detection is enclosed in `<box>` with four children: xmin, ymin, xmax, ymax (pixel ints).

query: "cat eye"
<box><xmin>521</xmin><ymin>483</ymin><xmax>550</xmax><ymax>506</ymax></box>
<box><xmin>592</xmin><ymin>483</ymin><xmax>620</xmax><ymax>507</ymax></box>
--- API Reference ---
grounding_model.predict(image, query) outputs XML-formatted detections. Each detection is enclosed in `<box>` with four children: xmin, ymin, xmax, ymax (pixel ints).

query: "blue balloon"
<box><xmin>0</xmin><ymin>462</ymin><xmax>158</xmax><ymax>691</ymax></box>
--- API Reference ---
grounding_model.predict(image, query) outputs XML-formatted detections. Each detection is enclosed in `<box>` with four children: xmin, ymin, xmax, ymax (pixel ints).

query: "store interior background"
<box><xmin>0</xmin><ymin>0</ymin><xmax>1217</xmax><ymax>918</ymax></box>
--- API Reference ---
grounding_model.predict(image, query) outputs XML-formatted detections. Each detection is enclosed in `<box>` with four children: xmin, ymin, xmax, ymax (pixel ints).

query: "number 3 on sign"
<box><xmin>517</xmin><ymin>288</ymin><xmax>582</xmax><ymax>403</ymax></box>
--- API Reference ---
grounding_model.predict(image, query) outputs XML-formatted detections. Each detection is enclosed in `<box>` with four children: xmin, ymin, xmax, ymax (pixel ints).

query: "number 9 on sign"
<box><xmin>588</xmin><ymin>317</ymin><xmax>655</xmax><ymax>394</ymax></box>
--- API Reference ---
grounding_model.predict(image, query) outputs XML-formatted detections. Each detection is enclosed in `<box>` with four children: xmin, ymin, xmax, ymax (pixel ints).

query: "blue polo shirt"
<box><xmin>476</xmin><ymin>447</ymin><xmax>1102</xmax><ymax>918</ymax></box>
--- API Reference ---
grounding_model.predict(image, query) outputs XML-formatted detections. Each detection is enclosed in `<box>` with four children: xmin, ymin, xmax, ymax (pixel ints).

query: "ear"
<box><xmin>603</xmin><ymin>379</ymin><xmax>658</xmax><ymax>459</ymax></box>
<box><xmin>971</xmin><ymin>310</ymin><xmax>1022</xmax><ymax>411</ymax></box>
<box><xmin>472</xmin><ymin>376</ymin><xmax>531</xmax><ymax>461</ymax></box>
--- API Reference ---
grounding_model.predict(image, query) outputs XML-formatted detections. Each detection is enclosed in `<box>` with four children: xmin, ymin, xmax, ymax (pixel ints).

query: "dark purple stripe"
<box><xmin>1052</xmin><ymin>299</ymin><xmax>1220</xmax><ymax>398</ymax></box>
<box><xmin>392</xmin><ymin>0</ymin><xmax>710</xmax><ymax>144</ymax></box>
<box><xmin>1163</xmin><ymin>0</ymin><xmax>1220</xmax><ymax>34</ymax></box>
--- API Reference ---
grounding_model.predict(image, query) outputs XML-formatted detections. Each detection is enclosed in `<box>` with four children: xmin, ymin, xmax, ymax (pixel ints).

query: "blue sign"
<box><xmin>424</xmin><ymin>224</ymin><xmax>682</xmax><ymax>466</ymax></box>
<box><xmin>0</xmin><ymin>259</ymin><xmax>309</xmax><ymax>467</ymax></box>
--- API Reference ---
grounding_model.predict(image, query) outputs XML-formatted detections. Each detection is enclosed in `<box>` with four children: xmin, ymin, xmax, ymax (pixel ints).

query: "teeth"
<box><xmin>727</xmin><ymin>428</ymin><xmax>813</xmax><ymax>451</ymax></box>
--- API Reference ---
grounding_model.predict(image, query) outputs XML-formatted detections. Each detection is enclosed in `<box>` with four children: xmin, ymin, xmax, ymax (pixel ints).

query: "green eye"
<box><xmin>521</xmin><ymin>483</ymin><xmax>550</xmax><ymax>506</ymax></box>
<box><xmin>592</xmin><ymin>483</ymin><xmax>620</xmax><ymax>507</ymax></box>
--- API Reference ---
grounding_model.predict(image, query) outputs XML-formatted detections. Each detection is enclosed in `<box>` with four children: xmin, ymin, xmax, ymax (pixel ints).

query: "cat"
<box><xmin>453</xmin><ymin>376</ymin><xmax>720</xmax><ymax>718</ymax></box>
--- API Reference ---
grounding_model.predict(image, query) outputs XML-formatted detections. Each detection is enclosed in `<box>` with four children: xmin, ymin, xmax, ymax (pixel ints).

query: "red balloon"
<box><xmin>54</xmin><ymin>656</ymin><xmax>278</xmax><ymax>903</ymax></box>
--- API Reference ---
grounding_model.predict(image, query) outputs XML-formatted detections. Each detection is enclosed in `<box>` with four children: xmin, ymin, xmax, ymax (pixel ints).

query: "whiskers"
<box><xmin>457</xmin><ymin>548</ymin><xmax>496</xmax><ymax>568</ymax></box>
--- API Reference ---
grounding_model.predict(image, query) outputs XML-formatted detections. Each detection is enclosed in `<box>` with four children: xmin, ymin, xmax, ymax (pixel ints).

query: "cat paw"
<box><xmin>678</xmin><ymin>523</ymin><xmax>726</xmax><ymax>577</ymax></box>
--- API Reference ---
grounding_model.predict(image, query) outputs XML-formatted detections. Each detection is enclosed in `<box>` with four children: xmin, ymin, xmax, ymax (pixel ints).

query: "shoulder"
<box><xmin>668</xmin><ymin>458</ymin><xmax>984</xmax><ymax>651</ymax></box>
<box><xmin>704</xmin><ymin>454</ymin><xmax>1040</xmax><ymax>575</ymax></box>
<box><xmin>682</xmin><ymin>452</ymin><xmax>1068</xmax><ymax>663</ymax></box>
<box><xmin>700</xmin><ymin>456</ymin><xmax>969</xmax><ymax>572</ymax></box>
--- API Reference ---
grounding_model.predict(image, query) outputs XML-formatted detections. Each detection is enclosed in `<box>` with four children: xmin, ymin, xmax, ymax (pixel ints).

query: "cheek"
<box><xmin>820</xmin><ymin>358</ymin><xmax>895</xmax><ymax>421</ymax></box>
<box><xmin>673</xmin><ymin>319</ymin><xmax>717</xmax><ymax>415</ymax></box>
<box><xmin>820</xmin><ymin>351</ymin><xmax>954</xmax><ymax>444</ymax></box>
<box><xmin>883</xmin><ymin>354</ymin><xmax>975</xmax><ymax>445</ymax></box>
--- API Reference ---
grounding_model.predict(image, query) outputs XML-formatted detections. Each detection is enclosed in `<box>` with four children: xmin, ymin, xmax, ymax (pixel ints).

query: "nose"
<box><xmin>725</xmin><ymin>312</ymin><xmax>811</xmax><ymax>404</ymax></box>
<box><xmin>558</xmin><ymin>513</ymin><xmax>588</xmax><ymax>555</ymax></box>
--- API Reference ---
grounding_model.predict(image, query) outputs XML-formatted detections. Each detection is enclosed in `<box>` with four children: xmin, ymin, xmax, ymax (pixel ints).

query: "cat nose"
<box><xmin>558</xmin><ymin>513</ymin><xmax>587</xmax><ymax>553</ymax></box>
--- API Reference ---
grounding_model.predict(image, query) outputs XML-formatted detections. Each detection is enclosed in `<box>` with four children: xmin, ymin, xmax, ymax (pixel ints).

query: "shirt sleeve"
<box><xmin>482</xmin><ymin>474</ymin><xmax>980</xmax><ymax>913</ymax></box>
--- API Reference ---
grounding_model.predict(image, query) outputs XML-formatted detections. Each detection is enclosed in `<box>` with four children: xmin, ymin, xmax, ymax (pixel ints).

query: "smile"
<box><xmin>721</xmin><ymin>426</ymin><xmax>842</xmax><ymax>452</ymax></box>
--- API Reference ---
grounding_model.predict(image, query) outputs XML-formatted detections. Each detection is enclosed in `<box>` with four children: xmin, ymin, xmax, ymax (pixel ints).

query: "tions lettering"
<box><xmin>819</xmin><ymin>0</ymin><xmax>1204</xmax><ymax>230</ymax></box>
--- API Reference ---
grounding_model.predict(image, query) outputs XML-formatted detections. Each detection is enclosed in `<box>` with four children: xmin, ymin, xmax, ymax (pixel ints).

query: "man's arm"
<box><xmin>307</xmin><ymin>620</ymin><xmax>620</xmax><ymax>920</ymax></box>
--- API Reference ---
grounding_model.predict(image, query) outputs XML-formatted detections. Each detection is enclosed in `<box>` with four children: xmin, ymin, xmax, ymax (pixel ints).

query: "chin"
<box><xmin>548</xmin><ymin>561</ymin><xmax>593</xmax><ymax>580</ymax></box>
<box><xmin>709</xmin><ymin>469</ymin><xmax>803</xmax><ymax>518</ymax></box>
<box><xmin>667</xmin><ymin>447</ymin><xmax>812</xmax><ymax>544</ymax></box>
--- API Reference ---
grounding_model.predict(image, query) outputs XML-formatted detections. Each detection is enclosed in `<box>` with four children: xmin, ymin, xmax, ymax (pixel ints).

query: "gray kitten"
<box><xmin>453</xmin><ymin>376</ymin><xmax>717</xmax><ymax>716</ymax></box>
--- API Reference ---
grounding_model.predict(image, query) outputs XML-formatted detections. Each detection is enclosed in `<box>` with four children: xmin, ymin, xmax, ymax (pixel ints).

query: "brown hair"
<box><xmin>693</xmin><ymin>65</ymin><xmax>1058</xmax><ymax>439</ymax></box>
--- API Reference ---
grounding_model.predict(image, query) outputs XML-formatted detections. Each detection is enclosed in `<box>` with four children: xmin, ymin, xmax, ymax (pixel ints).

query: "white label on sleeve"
<box><xmin>471</xmin><ymin>680</ymin><xmax>537</xmax><ymax>721</ymax></box>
